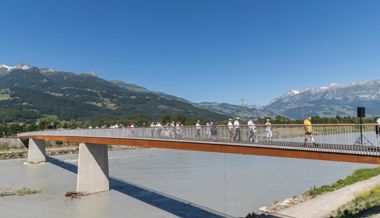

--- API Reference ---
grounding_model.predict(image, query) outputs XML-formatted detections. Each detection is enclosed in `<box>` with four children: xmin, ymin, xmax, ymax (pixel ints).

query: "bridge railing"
<box><xmin>18</xmin><ymin>124</ymin><xmax>380</xmax><ymax>147</ymax></box>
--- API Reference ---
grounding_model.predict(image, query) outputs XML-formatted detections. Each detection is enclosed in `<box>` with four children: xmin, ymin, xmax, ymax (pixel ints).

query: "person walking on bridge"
<box><xmin>196</xmin><ymin>120</ymin><xmax>202</xmax><ymax>139</ymax></box>
<box><xmin>205</xmin><ymin>121</ymin><xmax>211</xmax><ymax>139</ymax></box>
<box><xmin>304</xmin><ymin>116</ymin><xmax>317</xmax><ymax>146</ymax></box>
<box><xmin>233</xmin><ymin>118</ymin><xmax>241</xmax><ymax>141</ymax></box>
<box><xmin>176</xmin><ymin>122</ymin><xmax>183</xmax><ymax>138</ymax></box>
<box><xmin>265</xmin><ymin>119</ymin><xmax>273</xmax><ymax>141</ymax></box>
<box><xmin>248</xmin><ymin>117</ymin><xmax>257</xmax><ymax>142</ymax></box>
<box><xmin>150</xmin><ymin>122</ymin><xmax>155</xmax><ymax>138</ymax></box>
<box><xmin>227</xmin><ymin>118</ymin><xmax>234</xmax><ymax>141</ymax></box>
<box><xmin>211</xmin><ymin>120</ymin><xmax>218</xmax><ymax>141</ymax></box>
<box><xmin>155</xmin><ymin>122</ymin><xmax>162</xmax><ymax>138</ymax></box>
<box><xmin>376</xmin><ymin>117</ymin><xmax>380</xmax><ymax>143</ymax></box>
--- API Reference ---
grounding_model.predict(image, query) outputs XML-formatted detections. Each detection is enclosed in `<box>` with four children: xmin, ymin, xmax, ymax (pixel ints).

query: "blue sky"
<box><xmin>1</xmin><ymin>0</ymin><xmax>379</xmax><ymax>105</ymax></box>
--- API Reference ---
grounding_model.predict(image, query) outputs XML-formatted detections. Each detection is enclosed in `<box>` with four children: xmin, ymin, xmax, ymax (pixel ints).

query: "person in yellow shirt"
<box><xmin>304</xmin><ymin>116</ymin><xmax>317</xmax><ymax>146</ymax></box>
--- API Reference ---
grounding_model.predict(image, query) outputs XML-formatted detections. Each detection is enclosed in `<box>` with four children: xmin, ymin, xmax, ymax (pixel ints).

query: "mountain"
<box><xmin>0</xmin><ymin>64</ymin><xmax>227</xmax><ymax>122</ymax></box>
<box><xmin>264</xmin><ymin>81</ymin><xmax>380</xmax><ymax>119</ymax></box>
<box><xmin>196</xmin><ymin>102</ymin><xmax>274</xmax><ymax>120</ymax></box>
<box><xmin>2</xmin><ymin>63</ymin><xmax>379</xmax><ymax>122</ymax></box>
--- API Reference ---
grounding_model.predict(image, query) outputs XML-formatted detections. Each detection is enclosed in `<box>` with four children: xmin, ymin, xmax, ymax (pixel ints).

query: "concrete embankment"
<box><xmin>0</xmin><ymin>137</ymin><xmax>77</xmax><ymax>160</ymax></box>
<box><xmin>0</xmin><ymin>147</ymin><xmax>79</xmax><ymax>160</ymax></box>
<box><xmin>0</xmin><ymin>138</ymin><xmax>26</xmax><ymax>148</ymax></box>
<box><xmin>0</xmin><ymin>137</ymin><xmax>139</xmax><ymax>160</ymax></box>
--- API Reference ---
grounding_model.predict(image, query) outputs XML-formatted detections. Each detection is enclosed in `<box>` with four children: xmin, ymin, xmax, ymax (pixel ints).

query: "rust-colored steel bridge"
<box><xmin>21</xmin><ymin>134</ymin><xmax>380</xmax><ymax>165</ymax></box>
<box><xmin>17</xmin><ymin>124</ymin><xmax>380</xmax><ymax>194</ymax></box>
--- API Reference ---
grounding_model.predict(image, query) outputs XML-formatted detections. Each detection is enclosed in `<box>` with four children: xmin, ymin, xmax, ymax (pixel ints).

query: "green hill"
<box><xmin>0</xmin><ymin>65</ymin><xmax>227</xmax><ymax>123</ymax></box>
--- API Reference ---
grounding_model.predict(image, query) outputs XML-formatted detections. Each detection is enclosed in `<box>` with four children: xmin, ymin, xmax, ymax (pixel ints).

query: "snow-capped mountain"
<box><xmin>0</xmin><ymin>64</ymin><xmax>60</xmax><ymax>75</ymax></box>
<box><xmin>0</xmin><ymin>64</ymin><xmax>32</xmax><ymax>72</ymax></box>
<box><xmin>264</xmin><ymin>80</ymin><xmax>380</xmax><ymax>118</ymax></box>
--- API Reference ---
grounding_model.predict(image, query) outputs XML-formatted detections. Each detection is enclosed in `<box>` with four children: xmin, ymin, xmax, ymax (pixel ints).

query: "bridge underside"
<box><xmin>20</xmin><ymin>135</ymin><xmax>380</xmax><ymax>165</ymax></box>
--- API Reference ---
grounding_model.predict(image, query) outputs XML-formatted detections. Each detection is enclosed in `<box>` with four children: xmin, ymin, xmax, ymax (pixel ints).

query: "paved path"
<box><xmin>276</xmin><ymin>175</ymin><xmax>380</xmax><ymax>218</ymax></box>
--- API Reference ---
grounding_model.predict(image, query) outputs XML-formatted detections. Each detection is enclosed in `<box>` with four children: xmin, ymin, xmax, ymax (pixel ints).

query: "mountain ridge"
<box><xmin>0</xmin><ymin>64</ymin><xmax>228</xmax><ymax>123</ymax></box>
<box><xmin>196</xmin><ymin>102</ymin><xmax>274</xmax><ymax>120</ymax></box>
<box><xmin>1</xmin><ymin>63</ymin><xmax>380</xmax><ymax>122</ymax></box>
<box><xmin>264</xmin><ymin>80</ymin><xmax>380</xmax><ymax>118</ymax></box>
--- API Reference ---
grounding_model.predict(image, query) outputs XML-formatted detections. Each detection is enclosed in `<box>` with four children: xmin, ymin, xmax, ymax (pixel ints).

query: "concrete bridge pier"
<box><xmin>77</xmin><ymin>143</ymin><xmax>109</xmax><ymax>194</ymax></box>
<box><xmin>27</xmin><ymin>139</ymin><xmax>46</xmax><ymax>163</ymax></box>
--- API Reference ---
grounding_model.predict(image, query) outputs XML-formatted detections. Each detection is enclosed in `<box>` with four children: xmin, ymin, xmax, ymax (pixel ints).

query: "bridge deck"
<box><xmin>18</xmin><ymin>129</ymin><xmax>380</xmax><ymax>164</ymax></box>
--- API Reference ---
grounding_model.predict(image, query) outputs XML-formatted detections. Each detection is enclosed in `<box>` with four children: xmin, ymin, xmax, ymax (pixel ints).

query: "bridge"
<box><xmin>18</xmin><ymin>124</ymin><xmax>380</xmax><ymax>194</ymax></box>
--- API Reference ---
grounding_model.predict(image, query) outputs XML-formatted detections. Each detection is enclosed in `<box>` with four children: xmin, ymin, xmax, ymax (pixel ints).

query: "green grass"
<box><xmin>336</xmin><ymin>185</ymin><xmax>380</xmax><ymax>218</ymax></box>
<box><xmin>308</xmin><ymin>167</ymin><xmax>380</xmax><ymax>198</ymax></box>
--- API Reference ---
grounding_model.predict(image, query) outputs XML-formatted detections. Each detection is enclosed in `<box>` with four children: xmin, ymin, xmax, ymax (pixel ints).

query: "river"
<box><xmin>0</xmin><ymin>148</ymin><xmax>375</xmax><ymax>218</ymax></box>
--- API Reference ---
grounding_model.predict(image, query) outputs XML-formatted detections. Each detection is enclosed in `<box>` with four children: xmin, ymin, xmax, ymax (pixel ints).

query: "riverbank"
<box><xmin>247</xmin><ymin>167</ymin><xmax>380</xmax><ymax>218</ymax></box>
<box><xmin>0</xmin><ymin>147</ymin><xmax>79</xmax><ymax>160</ymax></box>
<box><xmin>334</xmin><ymin>184</ymin><xmax>380</xmax><ymax>217</ymax></box>
<box><xmin>0</xmin><ymin>138</ymin><xmax>141</xmax><ymax>160</ymax></box>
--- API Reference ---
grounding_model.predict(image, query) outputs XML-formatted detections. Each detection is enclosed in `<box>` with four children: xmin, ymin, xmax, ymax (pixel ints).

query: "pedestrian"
<box><xmin>130</xmin><ymin>123</ymin><xmax>136</xmax><ymax>137</ymax></box>
<box><xmin>195</xmin><ymin>120</ymin><xmax>202</xmax><ymax>139</ymax></box>
<box><xmin>180</xmin><ymin>123</ymin><xmax>185</xmax><ymax>138</ymax></box>
<box><xmin>150</xmin><ymin>122</ymin><xmax>155</xmax><ymax>138</ymax></box>
<box><xmin>376</xmin><ymin>117</ymin><xmax>380</xmax><ymax>142</ymax></box>
<box><xmin>170</xmin><ymin>121</ymin><xmax>176</xmax><ymax>138</ymax></box>
<box><xmin>164</xmin><ymin>123</ymin><xmax>171</xmax><ymax>138</ymax></box>
<box><xmin>155</xmin><ymin>122</ymin><xmax>162</xmax><ymax>138</ymax></box>
<box><xmin>248</xmin><ymin>117</ymin><xmax>257</xmax><ymax>142</ymax></box>
<box><xmin>227</xmin><ymin>118</ymin><xmax>234</xmax><ymax>141</ymax></box>
<box><xmin>205</xmin><ymin>121</ymin><xmax>211</xmax><ymax>139</ymax></box>
<box><xmin>304</xmin><ymin>116</ymin><xmax>317</xmax><ymax>146</ymax></box>
<box><xmin>233</xmin><ymin>117</ymin><xmax>241</xmax><ymax>141</ymax></box>
<box><xmin>176</xmin><ymin>122</ymin><xmax>182</xmax><ymax>138</ymax></box>
<box><xmin>211</xmin><ymin>120</ymin><xmax>218</xmax><ymax>141</ymax></box>
<box><xmin>265</xmin><ymin>119</ymin><xmax>273</xmax><ymax>141</ymax></box>
<box><xmin>126</xmin><ymin>123</ymin><xmax>132</xmax><ymax>136</ymax></box>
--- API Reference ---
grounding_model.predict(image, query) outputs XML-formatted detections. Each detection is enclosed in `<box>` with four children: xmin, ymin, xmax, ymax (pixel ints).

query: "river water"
<box><xmin>0</xmin><ymin>148</ymin><xmax>376</xmax><ymax>218</ymax></box>
<box><xmin>110</xmin><ymin>149</ymin><xmax>375</xmax><ymax>216</ymax></box>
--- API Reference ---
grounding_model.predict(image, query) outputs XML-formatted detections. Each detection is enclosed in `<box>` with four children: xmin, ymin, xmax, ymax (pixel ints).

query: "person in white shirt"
<box><xmin>170</xmin><ymin>121</ymin><xmax>176</xmax><ymax>138</ymax></box>
<box><xmin>233</xmin><ymin>118</ymin><xmax>241</xmax><ymax>141</ymax></box>
<box><xmin>205</xmin><ymin>121</ymin><xmax>211</xmax><ymax>139</ymax></box>
<box><xmin>248</xmin><ymin>118</ymin><xmax>256</xmax><ymax>142</ymax></box>
<box><xmin>227</xmin><ymin>118</ymin><xmax>234</xmax><ymax>141</ymax></box>
<box><xmin>155</xmin><ymin>122</ymin><xmax>162</xmax><ymax>138</ymax></box>
<box><xmin>150</xmin><ymin>122</ymin><xmax>155</xmax><ymax>137</ymax></box>
<box><xmin>265</xmin><ymin>119</ymin><xmax>273</xmax><ymax>141</ymax></box>
<box><xmin>130</xmin><ymin>123</ymin><xmax>136</xmax><ymax>136</ymax></box>
<box><xmin>195</xmin><ymin>120</ymin><xmax>202</xmax><ymax>139</ymax></box>
<box><xmin>163</xmin><ymin>123</ymin><xmax>170</xmax><ymax>138</ymax></box>
<box><xmin>176</xmin><ymin>122</ymin><xmax>183</xmax><ymax>138</ymax></box>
